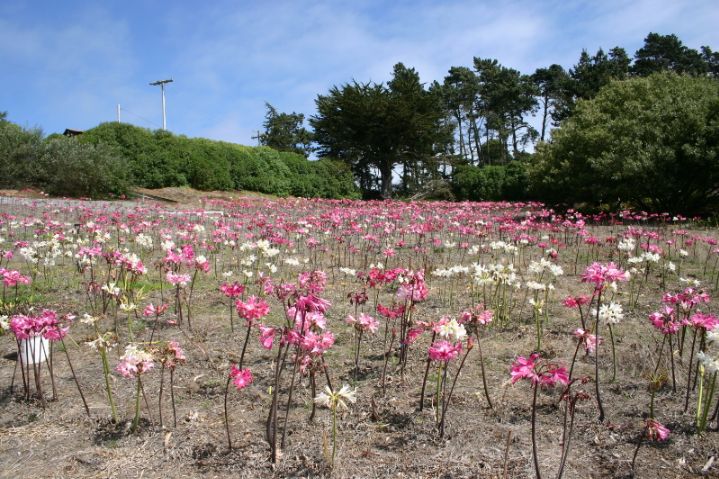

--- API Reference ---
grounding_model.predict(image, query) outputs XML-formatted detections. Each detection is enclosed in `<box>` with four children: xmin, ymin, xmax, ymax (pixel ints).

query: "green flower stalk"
<box><xmin>314</xmin><ymin>384</ymin><xmax>357</xmax><ymax>467</ymax></box>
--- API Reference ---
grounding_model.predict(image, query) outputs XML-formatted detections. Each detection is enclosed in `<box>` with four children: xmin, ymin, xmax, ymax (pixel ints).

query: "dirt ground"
<box><xmin>0</xmin><ymin>193</ymin><xmax>717</xmax><ymax>479</ymax></box>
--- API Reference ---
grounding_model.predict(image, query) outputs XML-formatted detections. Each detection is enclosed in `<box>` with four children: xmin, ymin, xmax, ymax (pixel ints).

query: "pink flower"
<box><xmin>2</xmin><ymin>269</ymin><xmax>31</xmax><ymax>287</ymax></box>
<box><xmin>220</xmin><ymin>282</ymin><xmax>245</xmax><ymax>298</ymax></box>
<box><xmin>295</xmin><ymin>294</ymin><xmax>331</xmax><ymax>314</ymax></box>
<box><xmin>541</xmin><ymin>367</ymin><xmax>569</xmax><ymax>387</ymax></box>
<box><xmin>404</xmin><ymin>327</ymin><xmax>424</xmax><ymax>345</ymax></box>
<box><xmin>645</xmin><ymin>419</ymin><xmax>670</xmax><ymax>442</ymax></box>
<box><xmin>563</xmin><ymin>295</ymin><xmax>590</xmax><ymax>308</ymax></box>
<box><xmin>9</xmin><ymin>310</ymin><xmax>69</xmax><ymax>342</ymax></box>
<box><xmin>160</xmin><ymin>340</ymin><xmax>186</xmax><ymax>369</ymax></box>
<box><xmin>511</xmin><ymin>353</ymin><xmax>569</xmax><ymax>387</ymax></box>
<box><xmin>460</xmin><ymin>304</ymin><xmax>493</xmax><ymax>326</ymax></box>
<box><xmin>649</xmin><ymin>306</ymin><xmax>680</xmax><ymax>335</ymax></box>
<box><xmin>166</xmin><ymin>271</ymin><xmax>191</xmax><ymax>287</ymax></box>
<box><xmin>511</xmin><ymin>353</ymin><xmax>540</xmax><ymax>384</ymax></box>
<box><xmin>259</xmin><ymin>325</ymin><xmax>276</xmax><ymax>349</ymax></box>
<box><xmin>116</xmin><ymin>345</ymin><xmax>155</xmax><ymax>378</ymax></box>
<box><xmin>582</xmin><ymin>262</ymin><xmax>628</xmax><ymax>290</ymax></box>
<box><xmin>347</xmin><ymin>313</ymin><xmax>379</xmax><ymax>333</ymax></box>
<box><xmin>143</xmin><ymin>303</ymin><xmax>169</xmax><ymax>317</ymax></box>
<box><xmin>397</xmin><ymin>281</ymin><xmax>429</xmax><ymax>303</ymax></box>
<box><xmin>428</xmin><ymin>340</ymin><xmax>462</xmax><ymax>362</ymax></box>
<box><xmin>235</xmin><ymin>296</ymin><xmax>270</xmax><ymax>323</ymax></box>
<box><xmin>689</xmin><ymin>312</ymin><xmax>719</xmax><ymax>331</ymax></box>
<box><xmin>230</xmin><ymin>365</ymin><xmax>253</xmax><ymax>390</ymax></box>
<box><xmin>376</xmin><ymin>303</ymin><xmax>405</xmax><ymax>319</ymax></box>
<box><xmin>573</xmin><ymin>328</ymin><xmax>602</xmax><ymax>353</ymax></box>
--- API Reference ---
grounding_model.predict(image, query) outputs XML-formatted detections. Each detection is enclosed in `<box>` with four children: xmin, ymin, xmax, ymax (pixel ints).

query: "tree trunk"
<box><xmin>380</xmin><ymin>162</ymin><xmax>393</xmax><ymax>199</ymax></box>
<box><xmin>455</xmin><ymin>110</ymin><xmax>465</xmax><ymax>160</ymax></box>
<box><xmin>540</xmin><ymin>96</ymin><xmax>549</xmax><ymax>142</ymax></box>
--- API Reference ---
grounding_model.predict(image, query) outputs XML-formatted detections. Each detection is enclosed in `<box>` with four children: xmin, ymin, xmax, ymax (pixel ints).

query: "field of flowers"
<box><xmin>0</xmin><ymin>196</ymin><xmax>718</xmax><ymax>478</ymax></box>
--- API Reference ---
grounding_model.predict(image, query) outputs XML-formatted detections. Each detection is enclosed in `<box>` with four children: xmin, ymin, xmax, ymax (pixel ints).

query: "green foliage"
<box><xmin>80</xmin><ymin>123</ymin><xmax>359</xmax><ymax>199</ymax></box>
<box><xmin>312</xmin><ymin>63</ymin><xmax>451</xmax><ymax>198</ymax></box>
<box><xmin>0</xmin><ymin>116</ymin><xmax>43</xmax><ymax>188</ymax></box>
<box><xmin>452</xmin><ymin>160</ymin><xmax>529</xmax><ymax>201</ymax></box>
<box><xmin>259</xmin><ymin>103</ymin><xmax>313</xmax><ymax>157</ymax></box>
<box><xmin>633</xmin><ymin>33</ymin><xmax>707</xmax><ymax>76</ymax></box>
<box><xmin>0</xmin><ymin>117</ymin><xmax>127</xmax><ymax>198</ymax></box>
<box><xmin>37</xmin><ymin>137</ymin><xmax>129</xmax><ymax>197</ymax></box>
<box><xmin>530</xmin><ymin>72</ymin><xmax>719</xmax><ymax>214</ymax></box>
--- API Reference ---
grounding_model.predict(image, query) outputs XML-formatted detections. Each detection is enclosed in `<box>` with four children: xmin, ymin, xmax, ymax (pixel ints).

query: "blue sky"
<box><xmin>1</xmin><ymin>0</ymin><xmax>717</xmax><ymax>145</ymax></box>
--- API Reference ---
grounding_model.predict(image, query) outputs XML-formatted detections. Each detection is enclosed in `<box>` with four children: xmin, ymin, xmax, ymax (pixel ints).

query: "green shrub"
<box><xmin>452</xmin><ymin>161</ymin><xmax>529</xmax><ymax>201</ymax></box>
<box><xmin>529</xmin><ymin>72</ymin><xmax>719</xmax><ymax>214</ymax></box>
<box><xmin>80</xmin><ymin>122</ymin><xmax>359</xmax><ymax>198</ymax></box>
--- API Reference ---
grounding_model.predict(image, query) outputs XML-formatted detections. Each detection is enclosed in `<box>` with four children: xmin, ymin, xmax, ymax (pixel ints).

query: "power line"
<box><xmin>120</xmin><ymin>107</ymin><xmax>161</xmax><ymax>129</ymax></box>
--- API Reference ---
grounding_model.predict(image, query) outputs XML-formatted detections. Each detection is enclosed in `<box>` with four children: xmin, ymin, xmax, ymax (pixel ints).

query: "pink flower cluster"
<box><xmin>688</xmin><ymin>311</ymin><xmax>719</xmax><ymax>331</ymax></box>
<box><xmin>573</xmin><ymin>328</ymin><xmax>601</xmax><ymax>353</ymax></box>
<box><xmin>298</xmin><ymin>270</ymin><xmax>328</xmax><ymax>295</ymax></box>
<box><xmin>645</xmin><ymin>418</ymin><xmax>670</xmax><ymax>442</ymax></box>
<box><xmin>460</xmin><ymin>304</ymin><xmax>494</xmax><ymax>326</ymax></box>
<box><xmin>510</xmin><ymin>353</ymin><xmax>569</xmax><ymax>387</ymax></box>
<box><xmin>0</xmin><ymin>268</ymin><xmax>31</xmax><ymax>287</ymax></box>
<box><xmin>235</xmin><ymin>296</ymin><xmax>270</xmax><ymax>323</ymax></box>
<box><xmin>581</xmin><ymin>262</ymin><xmax>628</xmax><ymax>290</ymax></box>
<box><xmin>663</xmin><ymin>287</ymin><xmax>710</xmax><ymax>312</ymax></box>
<box><xmin>143</xmin><ymin>303</ymin><xmax>169</xmax><ymax>317</ymax></box>
<box><xmin>562</xmin><ymin>295</ymin><xmax>590</xmax><ymax>309</ymax></box>
<box><xmin>219</xmin><ymin>282</ymin><xmax>245</xmax><ymax>298</ymax></box>
<box><xmin>116</xmin><ymin>345</ymin><xmax>155</xmax><ymax>378</ymax></box>
<box><xmin>346</xmin><ymin>313</ymin><xmax>379</xmax><ymax>333</ymax></box>
<box><xmin>396</xmin><ymin>270</ymin><xmax>429</xmax><ymax>303</ymax></box>
<box><xmin>229</xmin><ymin>365</ymin><xmax>253</xmax><ymax>390</ymax></box>
<box><xmin>376</xmin><ymin>303</ymin><xmax>405</xmax><ymax>319</ymax></box>
<box><xmin>158</xmin><ymin>340</ymin><xmax>186</xmax><ymax>369</ymax></box>
<box><xmin>428</xmin><ymin>340</ymin><xmax>462</xmax><ymax>362</ymax></box>
<box><xmin>10</xmin><ymin>310</ymin><xmax>70</xmax><ymax>341</ymax></box>
<box><xmin>649</xmin><ymin>306</ymin><xmax>681</xmax><ymax>335</ymax></box>
<box><xmin>166</xmin><ymin>271</ymin><xmax>191</xmax><ymax>287</ymax></box>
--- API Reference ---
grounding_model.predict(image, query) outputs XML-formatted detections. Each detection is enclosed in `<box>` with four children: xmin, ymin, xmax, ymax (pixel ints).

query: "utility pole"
<box><xmin>251</xmin><ymin>130</ymin><xmax>262</xmax><ymax>146</ymax></box>
<box><xmin>149</xmin><ymin>78</ymin><xmax>173</xmax><ymax>130</ymax></box>
<box><xmin>117</xmin><ymin>104</ymin><xmax>121</xmax><ymax>123</ymax></box>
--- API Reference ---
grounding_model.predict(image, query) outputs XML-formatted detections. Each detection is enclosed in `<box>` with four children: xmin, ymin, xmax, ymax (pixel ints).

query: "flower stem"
<box><xmin>131</xmin><ymin>376</ymin><xmax>142</xmax><ymax>433</ymax></box>
<box><xmin>531</xmin><ymin>385</ymin><xmax>542</xmax><ymax>479</ymax></box>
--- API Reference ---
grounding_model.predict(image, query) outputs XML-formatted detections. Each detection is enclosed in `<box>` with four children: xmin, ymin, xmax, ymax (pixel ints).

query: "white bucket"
<box><xmin>19</xmin><ymin>336</ymin><xmax>50</xmax><ymax>366</ymax></box>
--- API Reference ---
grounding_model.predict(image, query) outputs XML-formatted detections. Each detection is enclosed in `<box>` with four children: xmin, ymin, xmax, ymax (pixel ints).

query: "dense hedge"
<box><xmin>451</xmin><ymin>160</ymin><xmax>530</xmax><ymax>201</ymax></box>
<box><xmin>80</xmin><ymin>123</ymin><xmax>360</xmax><ymax>199</ymax></box>
<box><xmin>529</xmin><ymin>72</ymin><xmax>719</xmax><ymax>214</ymax></box>
<box><xmin>0</xmin><ymin>119</ymin><xmax>129</xmax><ymax>197</ymax></box>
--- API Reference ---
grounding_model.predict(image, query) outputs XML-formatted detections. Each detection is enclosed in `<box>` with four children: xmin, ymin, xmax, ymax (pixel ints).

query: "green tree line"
<box><xmin>260</xmin><ymin>32</ymin><xmax>718</xmax><ymax>212</ymax></box>
<box><xmin>0</xmin><ymin>118</ymin><xmax>359</xmax><ymax>199</ymax></box>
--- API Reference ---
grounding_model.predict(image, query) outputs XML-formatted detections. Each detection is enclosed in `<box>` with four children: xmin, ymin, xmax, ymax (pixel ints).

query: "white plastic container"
<box><xmin>19</xmin><ymin>336</ymin><xmax>49</xmax><ymax>366</ymax></box>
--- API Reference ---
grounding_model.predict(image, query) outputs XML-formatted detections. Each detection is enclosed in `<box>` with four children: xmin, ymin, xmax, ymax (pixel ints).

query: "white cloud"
<box><xmin>2</xmin><ymin>0</ymin><xmax>717</xmax><ymax>141</ymax></box>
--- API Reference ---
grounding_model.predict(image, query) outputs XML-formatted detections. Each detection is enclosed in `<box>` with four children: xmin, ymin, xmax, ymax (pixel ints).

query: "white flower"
<box><xmin>697</xmin><ymin>351</ymin><xmax>719</xmax><ymax>374</ymax></box>
<box><xmin>526</xmin><ymin>281</ymin><xmax>546</xmax><ymax>291</ymax></box>
<box><xmin>135</xmin><ymin>233</ymin><xmax>153</xmax><ymax>250</ymax></box>
<box><xmin>284</xmin><ymin>257</ymin><xmax>300</xmax><ymax>267</ymax></box>
<box><xmin>314</xmin><ymin>384</ymin><xmax>357</xmax><ymax>410</ymax></box>
<box><xmin>595</xmin><ymin>302</ymin><xmax>624</xmax><ymax>325</ymax></box>
<box><xmin>80</xmin><ymin>313</ymin><xmax>98</xmax><ymax>325</ymax></box>
<box><xmin>0</xmin><ymin>315</ymin><xmax>9</xmax><ymax>332</ymax></box>
<box><xmin>438</xmin><ymin>318</ymin><xmax>467</xmax><ymax>342</ymax></box>
<box><xmin>618</xmin><ymin>238</ymin><xmax>636</xmax><ymax>252</ymax></box>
